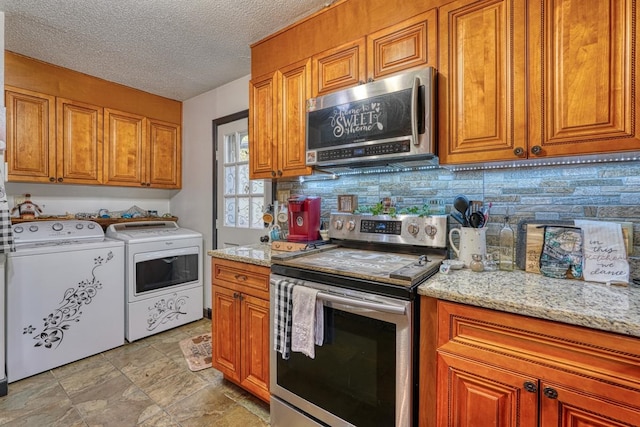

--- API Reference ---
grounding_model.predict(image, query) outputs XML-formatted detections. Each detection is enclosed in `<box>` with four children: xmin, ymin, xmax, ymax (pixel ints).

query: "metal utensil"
<box><xmin>469</xmin><ymin>211</ymin><xmax>485</xmax><ymax>228</ymax></box>
<box><xmin>453</xmin><ymin>195</ymin><xmax>470</xmax><ymax>226</ymax></box>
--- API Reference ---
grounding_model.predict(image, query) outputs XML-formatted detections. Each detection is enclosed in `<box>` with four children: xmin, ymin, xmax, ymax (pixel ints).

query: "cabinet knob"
<box><xmin>531</xmin><ymin>145</ymin><xmax>543</xmax><ymax>156</ymax></box>
<box><xmin>513</xmin><ymin>147</ymin><xmax>525</xmax><ymax>157</ymax></box>
<box><xmin>271</xmin><ymin>171</ymin><xmax>276</xmax><ymax>177</ymax></box>
<box><xmin>57</xmin><ymin>177</ymin><xmax>63</xmax><ymax>182</ymax></box>
<box><xmin>49</xmin><ymin>177</ymin><xmax>55</xmax><ymax>182</ymax></box>
<box><xmin>277</xmin><ymin>170</ymin><xmax>283</xmax><ymax>177</ymax></box>
<box><xmin>358</xmin><ymin>80</ymin><xmax>365</xmax><ymax>85</ymax></box>
<box><xmin>146</xmin><ymin>183</ymin><xmax>151</xmax><ymax>187</ymax></box>
<box><xmin>140</xmin><ymin>182</ymin><xmax>146</xmax><ymax>186</ymax></box>
<box><xmin>523</xmin><ymin>381</ymin><xmax>537</xmax><ymax>393</ymax></box>
<box><xmin>543</xmin><ymin>387</ymin><xmax>558</xmax><ymax>399</ymax></box>
<box><xmin>367</xmin><ymin>77</ymin><xmax>374</xmax><ymax>83</ymax></box>
<box><xmin>235</xmin><ymin>274</ymin><xmax>248</xmax><ymax>282</ymax></box>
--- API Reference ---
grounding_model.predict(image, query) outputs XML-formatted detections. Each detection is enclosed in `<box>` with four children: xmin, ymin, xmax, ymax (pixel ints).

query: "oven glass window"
<box><xmin>135</xmin><ymin>253</ymin><xmax>199</xmax><ymax>293</ymax></box>
<box><xmin>277</xmin><ymin>307</ymin><xmax>396</xmax><ymax>426</ymax></box>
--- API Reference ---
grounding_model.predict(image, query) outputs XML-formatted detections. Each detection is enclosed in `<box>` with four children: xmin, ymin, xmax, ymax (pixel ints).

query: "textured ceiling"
<box><xmin>0</xmin><ymin>0</ymin><xmax>332</xmax><ymax>101</ymax></box>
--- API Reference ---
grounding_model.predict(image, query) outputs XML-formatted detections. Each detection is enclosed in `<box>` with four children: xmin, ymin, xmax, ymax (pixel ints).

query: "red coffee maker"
<box><xmin>287</xmin><ymin>196</ymin><xmax>321</xmax><ymax>242</ymax></box>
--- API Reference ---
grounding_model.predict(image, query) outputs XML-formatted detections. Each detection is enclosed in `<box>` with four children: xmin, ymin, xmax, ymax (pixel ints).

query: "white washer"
<box><xmin>106</xmin><ymin>221</ymin><xmax>203</xmax><ymax>342</ymax></box>
<box><xmin>6</xmin><ymin>220</ymin><xmax>124</xmax><ymax>383</ymax></box>
<box><xmin>1</xmin><ymin>254</ymin><xmax>7</xmax><ymax>395</ymax></box>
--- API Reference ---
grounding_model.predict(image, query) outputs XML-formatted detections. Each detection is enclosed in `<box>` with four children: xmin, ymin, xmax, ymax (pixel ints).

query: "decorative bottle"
<box><xmin>499</xmin><ymin>213</ymin><xmax>514</xmax><ymax>271</ymax></box>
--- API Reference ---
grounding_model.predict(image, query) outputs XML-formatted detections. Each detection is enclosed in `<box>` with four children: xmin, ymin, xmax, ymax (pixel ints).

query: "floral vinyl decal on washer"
<box><xmin>22</xmin><ymin>251</ymin><xmax>115</xmax><ymax>349</ymax></box>
<box><xmin>146</xmin><ymin>293</ymin><xmax>189</xmax><ymax>331</ymax></box>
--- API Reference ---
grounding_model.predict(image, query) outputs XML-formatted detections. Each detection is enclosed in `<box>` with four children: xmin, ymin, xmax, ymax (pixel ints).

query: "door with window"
<box><xmin>215</xmin><ymin>114</ymin><xmax>271</xmax><ymax>248</ymax></box>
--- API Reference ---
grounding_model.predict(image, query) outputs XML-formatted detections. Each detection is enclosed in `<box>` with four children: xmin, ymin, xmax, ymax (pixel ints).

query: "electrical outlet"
<box><xmin>277</xmin><ymin>190</ymin><xmax>291</xmax><ymax>204</ymax></box>
<box><xmin>14</xmin><ymin>195</ymin><xmax>26</xmax><ymax>206</ymax></box>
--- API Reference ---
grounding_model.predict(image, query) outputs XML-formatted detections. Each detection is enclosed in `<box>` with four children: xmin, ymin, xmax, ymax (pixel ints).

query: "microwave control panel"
<box><xmin>316</xmin><ymin>140</ymin><xmax>411</xmax><ymax>163</ymax></box>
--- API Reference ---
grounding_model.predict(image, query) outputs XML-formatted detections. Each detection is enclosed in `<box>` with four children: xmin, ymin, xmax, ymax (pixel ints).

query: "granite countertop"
<box><xmin>418</xmin><ymin>269</ymin><xmax>640</xmax><ymax>338</ymax></box>
<box><xmin>207</xmin><ymin>243</ymin><xmax>273</xmax><ymax>267</ymax></box>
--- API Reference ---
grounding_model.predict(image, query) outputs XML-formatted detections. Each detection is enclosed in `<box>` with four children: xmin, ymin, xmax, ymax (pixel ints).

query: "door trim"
<box><xmin>211</xmin><ymin>110</ymin><xmax>249</xmax><ymax>250</ymax></box>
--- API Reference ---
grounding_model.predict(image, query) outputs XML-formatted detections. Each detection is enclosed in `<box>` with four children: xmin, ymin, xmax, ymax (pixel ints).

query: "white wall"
<box><xmin>172</xmin><ymin>74</ymin><xmax>250</xmax><ymax>310</ymax></box>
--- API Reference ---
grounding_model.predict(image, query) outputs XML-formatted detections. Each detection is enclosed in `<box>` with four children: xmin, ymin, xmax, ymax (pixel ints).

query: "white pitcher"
<box><xmin>449</xmin><ymin>227</ymin><xmax>487</xmax><ymax>268</ymax></box>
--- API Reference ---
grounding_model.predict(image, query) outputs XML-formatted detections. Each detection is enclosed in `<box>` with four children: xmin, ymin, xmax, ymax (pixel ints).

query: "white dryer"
<box><xmin>6</xmin><ymin>220</ymin><xmax>124</xmax><ymax>382</ymax></box>
<box><xmin>106</xmin><ymin>221</ymin><xmax>203</xmax><ymax>342</ymax></box>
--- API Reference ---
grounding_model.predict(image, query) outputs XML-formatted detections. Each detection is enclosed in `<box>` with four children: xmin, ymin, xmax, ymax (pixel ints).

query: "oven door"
<box><xmin>269</xmin><ymin>274</ymin><xmax>413</xmax><ymax>427</ymax></box>
<box><xmin>132</xmin><ymin>246</ymin><xmax>200</xmax><ymax>298</ymax></box>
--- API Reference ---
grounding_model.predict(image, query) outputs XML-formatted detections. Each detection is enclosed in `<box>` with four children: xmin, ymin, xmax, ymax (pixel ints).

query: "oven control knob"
<box><xmin>407</xmin><ymin>222</ymin><xmax>420</xmax><ymax>236</ymax></box>
<box><xmin>13</xmin><ymin>226</ymin><xmax>23</xmax><ymax>234</ymax></box>
<box><xmin>52</xmin><ymin>222</ymin><xmax>64</xmax><ymax>232</ymax></box>
<box><xmin>334</xmin><ymin>219</ymin><xmax>344</xmax><ymax>230</ymax></box>
<box><xmin>87</xmin><ymin>223</ymin><xmax>96</xmax><ymax>229</ymax></box>
<box><xmin>347</xmin><ymin>220</ymin><xmax>356</xmax><ymax>231</ymax></box>
<box><xmin>75</xmin><ymin>223</ymin><xmax>84</xmax><ymax>229</ymax></box>
<box><xmin>425</xmin><ymin>225</ymin><xmax>438</xmax><ymax>238</ymax></box>
<box><xmin>29</xmin><ymin>225</ymin><xmax>39</xmax><ymax>233</ymax></box>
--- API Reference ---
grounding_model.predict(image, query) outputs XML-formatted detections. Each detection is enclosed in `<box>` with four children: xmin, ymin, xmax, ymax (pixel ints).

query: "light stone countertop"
<box><xmin>207</xmin><ymin>243</ymin><xmax>273</xmax><ymax>267</ymax></box>
<box><xmin>418</xmin><ymin>269</ymin><xmax>640</xmax><ymax>338</ymax></box>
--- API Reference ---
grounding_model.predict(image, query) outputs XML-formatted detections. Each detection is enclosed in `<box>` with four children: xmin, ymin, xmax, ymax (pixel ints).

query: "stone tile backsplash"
<box><xmin>280</xmin><ymin>161</ymin><xmax>640</xmax><ymax>264</ymax></box>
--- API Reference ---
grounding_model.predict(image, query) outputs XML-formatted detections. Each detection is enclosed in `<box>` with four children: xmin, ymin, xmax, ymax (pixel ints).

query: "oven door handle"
<box><xmin>317</xmin><ymin>292</ymin><xmax>406</xmax><ymax>315</ymax></box>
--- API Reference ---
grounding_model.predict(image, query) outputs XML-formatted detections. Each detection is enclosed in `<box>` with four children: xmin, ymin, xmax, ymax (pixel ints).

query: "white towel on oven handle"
<box><xmin>291</xmin><ymin>285</ymin><xmax>322</xmax><ymax>358</ymax></box>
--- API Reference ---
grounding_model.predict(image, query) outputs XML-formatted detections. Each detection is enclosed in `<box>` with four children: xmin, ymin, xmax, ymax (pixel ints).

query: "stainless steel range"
<box><xmin>270</xmin><ymin>213</ymin><xmax>447</xmax><ymax>427</ymax></box>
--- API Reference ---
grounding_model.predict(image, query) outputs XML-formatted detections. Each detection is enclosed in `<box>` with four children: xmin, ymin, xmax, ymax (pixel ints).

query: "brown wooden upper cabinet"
<box><xmin>249</xmin><ymin>58</ymin><xmax>312</xmax><ymax>179</ymax></box>
<box><xmin>6</xmin><ymin>86</ymin><xmax>104</xmax><ymax>185</ymax></box>
<box><xmin>437</xmin><ymin>0</ymin><xmax>527</xmax><ymax>165</ymax></box>
<box><xmin>312</xmin><ymin>9</ymin><xmax>437</xmax><ymax>97</ymax></box>
<box><xmin>146</xmin><ymin>119</ymin><xmax>182</xmax><ymax>188</ymax></box>
<box><xmin>438</xmin><ymin>0</ymin><xmax>639</xmax><ymax>164</ymax></box>
<box><xmin>104</xmin><ymin>110</ymin><xmax>182</xmax><ymax>189</ymax></box>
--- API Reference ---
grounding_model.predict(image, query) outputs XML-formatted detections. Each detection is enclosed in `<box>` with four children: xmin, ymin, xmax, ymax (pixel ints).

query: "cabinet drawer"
<box><xmin>436</xmin><ymin>301</ymin><xmax>640</xmax><ymax>401</ymax></box>
<box><xmin>212</xmin><ymin>258</ymin><xmax>270</xmax><ymax>295</ymax></box>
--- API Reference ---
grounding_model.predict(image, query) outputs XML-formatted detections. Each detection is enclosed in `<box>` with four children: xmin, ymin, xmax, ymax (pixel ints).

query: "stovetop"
<box><xmin>271</xmin><ymin>212</ymin><xmax>448</xmax><ymax>299</ymax></box>
<box><xmin>271</xmin><ymin>246</ymin><xmax>444</xmax><ymax>288</ymax></box>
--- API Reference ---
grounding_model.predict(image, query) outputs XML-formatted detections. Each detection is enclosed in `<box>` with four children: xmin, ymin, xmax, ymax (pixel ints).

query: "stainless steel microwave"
<box><xmin>305</xmin><ymin>67</ymin><xmax>436</xmax><ymax>167</ymax></box>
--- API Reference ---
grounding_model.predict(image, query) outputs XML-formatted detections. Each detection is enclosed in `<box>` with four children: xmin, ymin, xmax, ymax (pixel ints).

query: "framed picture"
<box><xmin>338</xmin><ymin>195</ymin><xmax>357</xmax><ymax>213</ymax></box>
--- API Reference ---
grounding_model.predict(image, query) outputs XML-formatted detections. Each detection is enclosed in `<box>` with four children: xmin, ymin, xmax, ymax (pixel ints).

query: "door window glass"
<box><xmin>223</xmin><ymin>131</ymin><xmax>265</xmax><ymax>229</ymax></box>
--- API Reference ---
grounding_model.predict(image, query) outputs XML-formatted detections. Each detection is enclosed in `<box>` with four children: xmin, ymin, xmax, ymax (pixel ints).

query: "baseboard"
<box><xmin>0</xmin><ymin>377</ymin><xmax>7</xmax><ymax>397</ymax></box>
<box><xmin>203</xmin><ymin>308</ymin><xmax>212</xmax><ymax>319</ymax></box>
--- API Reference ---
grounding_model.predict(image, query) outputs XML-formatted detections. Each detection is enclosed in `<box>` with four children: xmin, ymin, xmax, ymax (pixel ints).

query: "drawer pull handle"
<box><xmin>543</xmin><ymin>387</ymin><xmax>558</xmax><ymax>399</ymax></box>
<box><xmin>523</xmin><ymin>381</ymin><xmax>537</xmax><ymax>393</ymax></box>
<box><xmin>235</xmin><ymin>274</ymin><xmax>247</xmax><ymax>281</ymax></box>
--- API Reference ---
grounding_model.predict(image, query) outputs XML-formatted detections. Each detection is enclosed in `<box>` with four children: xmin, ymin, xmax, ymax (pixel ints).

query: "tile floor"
<box><xmin>0</xmin><ymin>319</ymin><xmax>270</xmax><ymax>426</ymax></box>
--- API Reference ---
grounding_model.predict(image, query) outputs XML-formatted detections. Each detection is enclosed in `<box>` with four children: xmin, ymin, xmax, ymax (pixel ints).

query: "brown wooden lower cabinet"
<box><xmin>211</xmin><ymin>258</ymin><xmax>270</xmax><ymax>402</ymax></box>
<box><xmin>419</xmin><ymin>297</ymin><xmax>640</xmax><ymax>427</ymax></box>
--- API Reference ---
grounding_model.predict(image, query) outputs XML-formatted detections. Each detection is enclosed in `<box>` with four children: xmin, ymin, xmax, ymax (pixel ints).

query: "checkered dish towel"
<box><xmin>272</xmin><ymin>278</ymin><xmax>298</xmax><ymax>360</ymax></box>
<box><xmin>0</xmin><ymin>181</ymin><xmax>15</xmax><ymax>253</ymax></box>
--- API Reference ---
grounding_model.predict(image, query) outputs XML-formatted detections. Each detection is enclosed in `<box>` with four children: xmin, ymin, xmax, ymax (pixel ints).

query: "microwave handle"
<box><xmin>411</xmin><ymin>76</ymin><xmax>420</xmax><ymax>145</ymax></box>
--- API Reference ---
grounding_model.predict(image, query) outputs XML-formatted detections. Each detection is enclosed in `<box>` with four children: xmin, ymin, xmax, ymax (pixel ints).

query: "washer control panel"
<box><xmin>12</xmin><ymin>220</ymin><xmax>104</xmax><ymax>243</ymax></box>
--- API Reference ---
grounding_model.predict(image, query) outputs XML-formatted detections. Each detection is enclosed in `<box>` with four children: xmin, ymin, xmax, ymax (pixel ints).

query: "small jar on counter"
<box><xmin>470</xmin><ymin>254</ymin><xmax>484</xmax><ymax>272</ymax></box>
<box><xmin>483</xmin><ymin>253</ymin><xmax>498</xmax><ymax>271</ymax></box>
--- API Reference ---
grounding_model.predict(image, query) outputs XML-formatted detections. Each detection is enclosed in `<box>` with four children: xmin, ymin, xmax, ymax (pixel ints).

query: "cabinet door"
<box><xmin>104</xmin><ymin>108</ymin><xmax>146</xmax><ymax>187</ymax></box>
<box><xmin>437</xmin><ymin>352</ymin><xmax>538</xmax><ymax>427</ymax></box>
<box><xmin>366</xmin><ymin>9</ymin><xmax>437</xmax><ymax>80</ymax></box>
<box><xmin>5</xmin><ymin>87</ymin><xmax>56</xmax><ymax>183</ymax></box>
<box><xmin>528</xmin><ymin>0</ymin><xmax>640</xmax><ymax>158</ymax></box>
<box><xmin>147</xmin><ymin>119</ymin><xmax>181</xmax><ymax>188</ymax></box>
<box><xmin>56</xmin><ymin>98</ymin><xmax>103</xmax><ymax>184</ymax></box>
<box><xmin>278</xmin><ymin>58</ymin><xmax>312</xmax><ymax>178</ymax></box>
<box><xmin>212</xmin><ymin>286</ymin><xmax>241</xmax><ymax>382</ymax></box>
<box><xmin>438</xmin><ymin>0</ymin><xmax>527</xmax><ymax>164</ymax></box>
<box><xmin>312</xmin><ymin>39</ymin><xmax>366</xmax><ymax>96</ymax></box>
<box><xmin>240</xmin><ymin>293</ymin><xmax>270</xmax><ymax>403</ymax></box>
<box><xmin>249</xmin><ymin>72</ymin><xmax>278</xmax><ymax>179</ymax></box>
<box><xmin>540</xmin><ymin>382</ymin><xmax>640</xmax><ymax>427</ymax></box>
